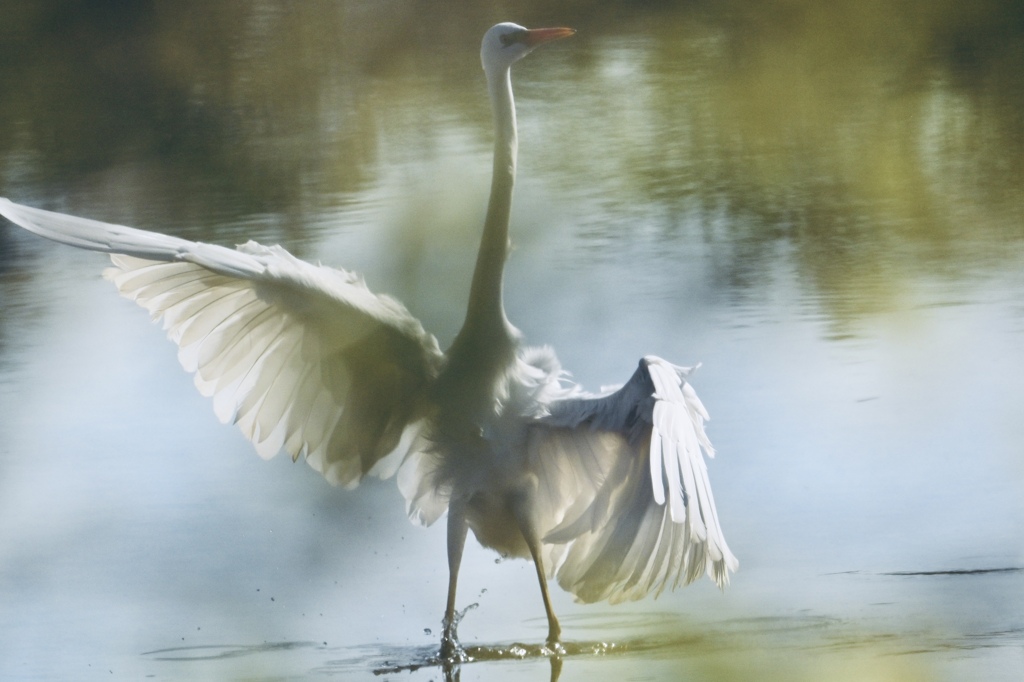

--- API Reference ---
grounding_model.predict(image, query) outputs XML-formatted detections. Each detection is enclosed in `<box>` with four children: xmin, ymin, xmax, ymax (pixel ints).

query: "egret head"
<box><xmin>480</xmin><ymin>23</ymin><xmax>575</xmax><ymax>75</ymax></box>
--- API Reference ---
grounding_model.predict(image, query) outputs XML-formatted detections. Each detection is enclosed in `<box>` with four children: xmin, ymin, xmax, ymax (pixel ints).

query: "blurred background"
<box><xmin>0</xmin><ymin>1</ymin><xmax>1022</xmax><ymax>680</ymax></box>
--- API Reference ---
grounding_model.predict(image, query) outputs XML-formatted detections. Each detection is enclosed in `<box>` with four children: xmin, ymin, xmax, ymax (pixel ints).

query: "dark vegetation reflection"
<box><xmin>1</xmin><ymin>1</ymin><xmax>1021</xmax><ymax>322</ymax></box>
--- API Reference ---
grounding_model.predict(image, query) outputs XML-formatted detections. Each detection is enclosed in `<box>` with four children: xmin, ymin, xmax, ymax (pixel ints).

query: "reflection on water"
<box><xmin>2</xmin><ymin>0</ymin><xmax>1021</xmax><ymax>291</ymax></box>
<box><xmin>135</xmin><ymin>601</ymin><xmax>1018</xmax><ymax>681</ymax></box>
<box><xmin>1</xmin><ymin>2</ymin><xmax>1023</xmax><ymax>681</ymax></box>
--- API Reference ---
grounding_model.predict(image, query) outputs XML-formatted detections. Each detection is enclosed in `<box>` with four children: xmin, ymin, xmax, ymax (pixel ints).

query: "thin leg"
<box><xmin>513</xmin><ymin>498</ymin><xmax>562</xmax><ymax>647</ymax></box>
<box><xmin>441</xmin><ymin>501</ymin><xmax>469</xmax><ymax>659</ymax></box>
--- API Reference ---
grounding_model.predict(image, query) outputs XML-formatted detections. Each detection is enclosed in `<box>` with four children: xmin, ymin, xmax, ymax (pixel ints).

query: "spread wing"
<box><xmin>527</xmin><ymin>356</ymin><xmax>737</xmax><ymax>603</ymax></box>
<box><xmin>0</xmin><ymin>198</ymin><xmax>443</xmax><ymax>487</ymax></box>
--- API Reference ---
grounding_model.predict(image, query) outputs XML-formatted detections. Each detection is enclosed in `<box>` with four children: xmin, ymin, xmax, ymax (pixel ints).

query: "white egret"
<box><xmin>0</xmin><ymin>22</ymin><xmax>737</xmax><ymax>656</ymax></box>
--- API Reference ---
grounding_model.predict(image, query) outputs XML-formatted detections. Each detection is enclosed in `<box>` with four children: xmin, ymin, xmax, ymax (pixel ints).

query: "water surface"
<box><xmin>1</xmin><ymin>2</ymin><xmax>1022</xmax><ymax>680</ymax></box>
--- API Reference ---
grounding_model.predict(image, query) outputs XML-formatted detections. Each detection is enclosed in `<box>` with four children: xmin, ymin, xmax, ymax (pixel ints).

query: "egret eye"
<box><xmin>499</xmin><ymin>30</ymin><xmax>527</xmax><ymax>47</ymax></box>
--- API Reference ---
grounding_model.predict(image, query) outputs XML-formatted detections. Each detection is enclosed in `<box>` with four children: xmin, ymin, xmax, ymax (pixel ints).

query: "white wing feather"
<box><xmin>532</xmin><ymin>355</ymin><xmax>737</xmax><ymax>602</ymax></box>
<box><xmin>3</xmin><ymin>197</ymin><xmax>737</xmax><ymax>597</ymax></box>
<box><xmin>0</xmin><ymin>198</ymin><xmax>443</xmax><ymax>487</ymax></box>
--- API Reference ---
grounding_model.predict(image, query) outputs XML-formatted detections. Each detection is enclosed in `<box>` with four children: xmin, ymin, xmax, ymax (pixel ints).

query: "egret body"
<box><xmin>0</xmin><ymin>22</ymin><xmax>737</xmax><ymax>657</ymax></box>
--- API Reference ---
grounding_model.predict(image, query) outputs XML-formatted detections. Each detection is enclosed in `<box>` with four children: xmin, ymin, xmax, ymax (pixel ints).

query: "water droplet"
<box><xmin>424</xmin><ymin>628</ymin><xmax>432</xmax><ymax>636</ymax></box>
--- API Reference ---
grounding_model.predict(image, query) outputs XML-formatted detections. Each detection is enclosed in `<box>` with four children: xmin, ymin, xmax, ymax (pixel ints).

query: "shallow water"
<box><xmin>1</xmin><ymin>2</ymin><xmax>1022</xmax><ymax>681</ymax></box>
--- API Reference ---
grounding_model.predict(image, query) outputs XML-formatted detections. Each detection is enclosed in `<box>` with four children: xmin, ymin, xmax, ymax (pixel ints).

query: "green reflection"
<box><xmin>553</xmin><ymin>1</ymin><xmax>1024</xmax><ymax>322</ymax></box>
<box><xmin>0</xmin><ymin>0</ymin><xmax>1022</xmax><ymax>323</ymax></box>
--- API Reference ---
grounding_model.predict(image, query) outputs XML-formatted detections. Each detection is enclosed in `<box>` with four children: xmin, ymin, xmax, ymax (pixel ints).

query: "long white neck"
<box><xmin>433</xmin><ymin>64</ymin><xmax>518</xmax><ymax>426</ymax></box>
<box><xmin>462</xmin><ymin>65</ymin><xmax>517</xmax><ymax>339</ymax></box>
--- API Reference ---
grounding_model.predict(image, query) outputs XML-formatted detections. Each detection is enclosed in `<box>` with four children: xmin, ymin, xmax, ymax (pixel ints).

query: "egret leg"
<box><xmin>513</xmin><ymin>500</ymin><xmax>562</xmax><ymax>647</ymax></box>
<box><xmin>441</xmin><ymin>502</ymin><xmax>469</xmax><ymax>659</ymax></box>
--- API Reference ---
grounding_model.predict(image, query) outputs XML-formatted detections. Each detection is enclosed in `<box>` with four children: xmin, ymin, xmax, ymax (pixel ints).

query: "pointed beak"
<box><xmin>522</xmin><ymin>27</ymin><xmax>576</xmax><ymax>47</ymax></box>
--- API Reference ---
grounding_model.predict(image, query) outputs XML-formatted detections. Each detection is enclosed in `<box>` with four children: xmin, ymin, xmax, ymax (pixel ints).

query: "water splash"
<box><xmin>439</xmin><ymin>602</ymin><xmax>479</xmax><ymax>663</ymax></box>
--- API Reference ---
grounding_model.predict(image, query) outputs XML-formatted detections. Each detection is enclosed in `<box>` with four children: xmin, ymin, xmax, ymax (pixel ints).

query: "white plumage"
<box><xmin>0</xmin><ymin>21</ymin><xmax>736</xmax><ymax>656</ymax></box>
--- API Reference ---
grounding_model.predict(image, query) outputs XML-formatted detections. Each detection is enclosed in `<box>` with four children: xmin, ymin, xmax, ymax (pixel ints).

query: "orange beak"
<box><xmin>522</xmin><ymin>27</ymin><xmax>577</xmax><ymax>47</ymax></box>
